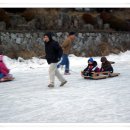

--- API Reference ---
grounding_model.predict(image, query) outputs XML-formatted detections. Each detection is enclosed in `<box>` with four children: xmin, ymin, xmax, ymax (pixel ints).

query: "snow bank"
<box><xmin>3</xmin><ymin>56</ymin><xmax>47</xmax><ymax>72</ymax></box>
<box><xmin>2</xmin><ymin>51</ymin><xmax>130</xmax><ymax>72</ymax></box>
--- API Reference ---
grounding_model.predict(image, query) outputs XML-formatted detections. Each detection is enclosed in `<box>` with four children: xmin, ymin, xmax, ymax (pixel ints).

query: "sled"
<box><xmin>81</xmin><ymin>72</ymin><xmax>108</xmax><ymax>80</ymax></box>
<box><xmin>0</xmin><ymin>77</ymin><xmax>14</xmax><ymax>82</ymax></box>
<box><xmin>83</xmin><ymin>75</ymin><xmax>108</xmax><ymax>80</ymax></box>
<box><xmin>107</xmin><ymin>73</ymin><xmax>120</xmax><ymax>78</ymax></box>
<box><xmin>0</xmin><ymin>75</ymin><xmax>14</xmax><ymax>82</ymax></box>
<box><xmin>91</xmin><ymin>71</ymin><xmax>120</xmax><ymax>77</ymax></box>
<box><xmin>81</xmin><ymin>71</ymin><xmax>120</xmax><ymax>80</ymax></box>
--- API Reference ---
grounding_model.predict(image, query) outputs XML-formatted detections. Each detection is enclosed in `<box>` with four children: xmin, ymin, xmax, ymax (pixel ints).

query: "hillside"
<box><xmin>0</xmin><ymin>8</ymin><xmax>130</xmax><ymax>31</ymax></box>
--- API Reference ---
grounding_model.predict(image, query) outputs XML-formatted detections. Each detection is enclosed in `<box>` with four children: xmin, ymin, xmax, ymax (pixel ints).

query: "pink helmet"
<box><xmin>0</xmin><ymin>55</ymin><xmax>3</xmax><ymax>62</ymax></box>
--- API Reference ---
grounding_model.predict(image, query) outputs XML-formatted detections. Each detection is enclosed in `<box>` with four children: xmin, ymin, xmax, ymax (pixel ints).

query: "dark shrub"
<box><xmin>100</xmin><ymin>12</ymin><xmax>128</xmax><ymax>31</ymax></box>
<box><xmin>21</xmin><ymin>10</ymin><xmax>35</xmax><ymax>21</ymax></box>
<box><xmin>82</xmin><ymin>13</ymin><xmax>95</xmax><ymax>25</ymax></box>
<box><xmin>0</xmin><ymin>9</ymin><xmax>10</xmax><ymax>27</ymax></box>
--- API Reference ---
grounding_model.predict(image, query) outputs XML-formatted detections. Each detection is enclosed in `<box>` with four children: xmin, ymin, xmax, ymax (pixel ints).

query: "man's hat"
<box><xmin>69</xmin><ymin>32</ymin><xmax>76</xmax><ymax>36</ymax></box>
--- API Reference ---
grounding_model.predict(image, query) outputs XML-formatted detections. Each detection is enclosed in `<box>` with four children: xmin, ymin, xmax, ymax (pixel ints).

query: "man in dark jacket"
<box><xmin>43</xmin><ymin>32</ymin><xmax>67</xmax><ymax>87</ymax></box>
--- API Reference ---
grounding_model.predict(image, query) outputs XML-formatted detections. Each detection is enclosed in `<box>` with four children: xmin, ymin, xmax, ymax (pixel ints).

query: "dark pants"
<box><xmin>104</xmin><ymin>67</ymin><xmax>113</xmax><ymax>73</ymax></box>
<box><xmin>57</xmin><ymin>54</ymin><xmax>69</xmax><ymax>73</ymax></box>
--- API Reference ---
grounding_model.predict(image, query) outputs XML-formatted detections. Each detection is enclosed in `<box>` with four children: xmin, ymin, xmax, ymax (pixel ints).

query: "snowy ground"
<box><xmin>0</xmin><ymin>52</ymin><xmax>130</xmax><ymax>123</ymax></box>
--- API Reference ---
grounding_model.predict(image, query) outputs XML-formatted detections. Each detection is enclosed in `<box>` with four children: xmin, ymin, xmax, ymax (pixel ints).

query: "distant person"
<box><xmin>57</xmin><ymin>32</ymin><xmax>76</xmax><ymax>75</ymax></box>
<box><xmin>81</xmin><ymin>57</ymin><xmax>100</xmax><ymax>77</ymax></box>
<box><xmin>43</xmin><ymin>32</ymin><xmax>67</xmax><ymax>88</ymax></box>
<box><xmin>100</xmin><ymin>57</ymin><xmax>114</xmax><ymax>73</ymax></box>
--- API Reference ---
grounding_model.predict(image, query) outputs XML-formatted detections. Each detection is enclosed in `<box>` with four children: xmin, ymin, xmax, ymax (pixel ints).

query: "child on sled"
<box><xmin>0</xmin><ymin>55</ymin><xmax>14</xmax><ymax>82</ymax></box>
<box><xmin>100</xmin><ymin>56</ymin><xmax>114</xmax><ymax>74</ymax></box>
<box><xmin>81</xmin><ymin>57</ymin><xmax>100</xmax><ymax>77</ymax></box>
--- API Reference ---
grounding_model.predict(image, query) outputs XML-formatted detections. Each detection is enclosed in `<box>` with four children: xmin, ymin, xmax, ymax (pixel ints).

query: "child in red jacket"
<box><xmin>0</xmin><ymin>55</ymin><xmax>14</xmax><ymax>82</ymax></box>
<box><xmin>0</xmin><ymin>55</ymin><xmax>10</xmax><ymax>78</ymax></box>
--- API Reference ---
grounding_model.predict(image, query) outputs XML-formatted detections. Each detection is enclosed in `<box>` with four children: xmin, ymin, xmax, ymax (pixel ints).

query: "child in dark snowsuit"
<box><xmin>82</xmin><ymin>57</ymin><xmax>100</xmax><ymax>77</ymax></box>
<box><xmin>100</xmin><ymin>57</ymin><xmax>113</xmax><ymax>73</ymax></box>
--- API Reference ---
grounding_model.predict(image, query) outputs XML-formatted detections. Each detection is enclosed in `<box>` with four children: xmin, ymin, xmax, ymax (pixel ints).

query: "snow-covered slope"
<box><xmin>0</xmin><ymin>51</ymin><xmax>130</xmax><ymax>123</ymax></box>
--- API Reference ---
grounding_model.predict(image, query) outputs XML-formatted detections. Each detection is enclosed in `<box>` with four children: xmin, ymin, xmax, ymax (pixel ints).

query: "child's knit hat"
<box><xmin>88</xmin><ymin>57</ymin><xmax>94</xmax><ymax>63</ymax></box>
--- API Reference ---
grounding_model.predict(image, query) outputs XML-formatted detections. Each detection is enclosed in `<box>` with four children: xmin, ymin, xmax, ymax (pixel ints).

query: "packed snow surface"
<box><xmin>0</xmin><ymin>51</ymin><xmax>130</xmax><ymax>123</ymax></box>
